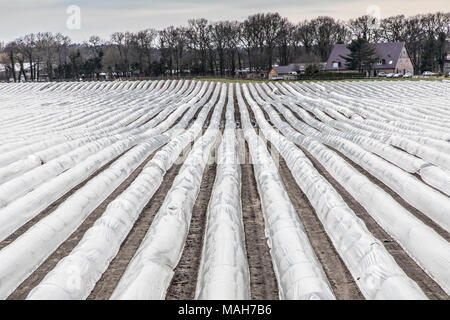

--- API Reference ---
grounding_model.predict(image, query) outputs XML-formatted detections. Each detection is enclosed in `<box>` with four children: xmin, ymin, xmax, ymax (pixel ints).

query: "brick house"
<box><xmin>326</xmin><ymin>42</ymin><xmax>414</xmax><ymax>75</ymax></box>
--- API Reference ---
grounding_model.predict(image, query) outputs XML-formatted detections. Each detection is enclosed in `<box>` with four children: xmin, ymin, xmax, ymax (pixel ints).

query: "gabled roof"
<box><xmin>272</xmin><ymin>64</ymin><xmax>299</xmax><ymax>74</ymax></box>
<box><xmin>326</xmin><ymin>42</ymin><xmax>406</xmax><ymax>70</ymax></box>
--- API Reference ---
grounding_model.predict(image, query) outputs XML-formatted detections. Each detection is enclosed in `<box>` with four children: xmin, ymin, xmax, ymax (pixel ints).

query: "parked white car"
<box><xmin>422</xmin><ymin>71</ymin><xmax>433</xmax><ymax>77</ymax></box>
<box><xmin>386</xmin><ymin>73</ymin><xmax>394</xmax><ymax>78</ymax></box>
<box><xmin>378</xmin><ymin>72</ymin><xmax>387</xmax><ymax>77</ymax></box>
<box><xmin>393</xmin><ymin>73</ymin><xmax>403</xmax><ymax>78</ymax></box>
<box><xmin>271</xmin><ymin>76</ymin><xmax>284</xmax><ymax>81</ymax></box>
<box><xmin>403</xmin><ymin>73</ymin><xmax>413</xmax><ymax>78</ymax></box>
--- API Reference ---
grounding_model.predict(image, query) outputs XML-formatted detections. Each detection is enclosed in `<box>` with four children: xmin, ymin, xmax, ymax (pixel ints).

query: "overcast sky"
<box><xmin>0</xmin><ymin>0</ymin><xmax>448</xmax><ymax>43</ymax></box>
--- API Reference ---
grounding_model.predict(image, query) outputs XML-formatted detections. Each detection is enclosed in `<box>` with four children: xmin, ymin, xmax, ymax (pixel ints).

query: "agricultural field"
<box><xmin>0</xmin><ymin>79</ymin><xmax>449</xmax><ymax>300</ymax></box>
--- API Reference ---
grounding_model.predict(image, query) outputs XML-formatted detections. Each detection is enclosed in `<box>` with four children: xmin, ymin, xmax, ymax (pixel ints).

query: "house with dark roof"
<box><xmin>268</xmin><ymin>64</ymin><xmax>298</xmax><ymax>80</ymax></box>
<box><xmin>326</xmin><ymin>42</ymin><xmax>414</xmax><ymax>75</ymax></box>
<box><xmin>268</xmin><ymin>62</ymin><xmax>326</xmax><ymax>80</ymax></box>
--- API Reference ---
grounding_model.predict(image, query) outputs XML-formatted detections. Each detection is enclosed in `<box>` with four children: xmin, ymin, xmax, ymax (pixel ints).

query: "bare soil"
<box><xmin>276</xmin><ymin>154</ymin><xmax>364</xmax><ymax>300</ymax></box>
<box><xmin>165</xmin><ymin>161</ymin><xmax>217</xmax><ymax>300</ymax></box>
<box><xmin>234</xmin><ymin>92</ymin><xmax>279</xmax><ymax>300</ymax></box>
<box><xmin>240</xmin><ymin>157</ymin><xmax>280</xmax><ymax>300</ymax></box>
<box><xmin>166</xmin><ymin>88</ymin><xmax>227</xmax><ymax>300</ymax></box>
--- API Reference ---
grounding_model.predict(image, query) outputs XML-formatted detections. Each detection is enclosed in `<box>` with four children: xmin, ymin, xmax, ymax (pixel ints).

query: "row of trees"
<box><xmin>1</xmin><ymin>11</ymin><xmax>449</xmax><ymax>81</ymax></box>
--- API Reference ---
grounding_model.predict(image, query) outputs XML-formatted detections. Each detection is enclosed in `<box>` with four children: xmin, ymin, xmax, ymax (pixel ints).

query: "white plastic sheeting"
<box><xmin>243</xmin><ymin>84</ymin><xmax>427</xmax><ymax>300</ymax></box>
<box><xmin>0</xmin><ymin>79</ymin><xmax>449</xmax><ymax>300</ymax></box>
<box><xmin>419</xmin><ymin>165</ymin><xmax>450</xmax><ymax>196</ymax></box>
<box><xmin>237</xmin><ymin>85</ymin><xmax>335</xmax><ymax>300</ymax></box>
<box><xmin>195</xmin><ymin>85</ymin><xmax>250</xmax><ymax>300</ymax></box>
<box><xmin>0</xmin><ymin>136</ymin><xmax>122</xmax><ymax>207</ymax></box>
<box><xmin>318</xmin><ymin>135</ymin><xmax>450</xmax><ymax>233</ymax></box>
<box><xmin>0</xmin><ymin>80</ymin><xmax>192</xmax><ymax>153</ymax></box>
<box><xmin>268</xmin><ymin>82</ymin><xmax>450</xmax><ymax>197</ymax></box>
<box><xmin>0</xmin><ymin>137</ymin><xmax>167</xmax><ymax>299</ymax></box>
<box><xmin>0</xmin><ymin>137</ymin><xmax>140</xmax><ymax>243</ymax></box>
<box><xmin>0</xmin><ymin>81</ymin><xmax>212</xmax><ymax>243</ymax></box>
<box><xmin>0</xmin><ymin>81</ymin><xmax>220</xmax><ymax>299</ymax></box>
<box><xmin>0</xmin><ymin>80</ymin><xmax>195</xmax><ymax>185</ymax></box>
<box><xmin>26</xmin><ymin>84</ymin><xmax>223</xmax><ymax>300</ymax></box>
<box><xmin>109</xmin><ymin>84</ymin><xmax>226</xmax><ymax>300</ymax></box>
<box><xmin>254</xmin><ymin>83</ymin><xmax>450</xmax><ymax>233</ymax></box>
<box><xmin>252</xmin><ymin>84</ymin><xmax>450</xmax><ymax>296</ymax></box>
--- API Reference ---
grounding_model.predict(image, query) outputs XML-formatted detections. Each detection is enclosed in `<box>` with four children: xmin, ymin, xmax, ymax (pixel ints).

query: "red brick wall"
<box><xmin>395</xmin><ymin>58</ymin><xmax>414</xmax><ymax>75</ymax></box>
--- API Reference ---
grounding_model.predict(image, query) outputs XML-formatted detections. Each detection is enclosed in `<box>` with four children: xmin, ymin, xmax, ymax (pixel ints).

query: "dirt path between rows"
<box><xmin>240</xmin><ymin>156</ymin><xmax>279</xmax><ymax>300</ymax></box>
<box><xmin>276</xmin><ymin>154</ymin><xmax>364</xmax><ymax>300</ymax></box>
<box><xmin>166</xmin><ymin>86</ymin><xmax>226</xmax><ymax>300</ymax></box>
<box><xmin>165</xmin><ymin>161</ymin><xmax>217</xmax><ymax>300</ymax></box>
<box><xmin>88</xmin><ymin>162</ymin><xmax>183</xmax><ymax>299</ymax></box>
<box><xmin>300</xmin><ymin>146</ymin><xmax>449</xmax><ymax>300</ymax></box>
<box><xmin>234</xmin><ymin>88</ymin><xmax>279</xmax><ymax>300</ymax></box>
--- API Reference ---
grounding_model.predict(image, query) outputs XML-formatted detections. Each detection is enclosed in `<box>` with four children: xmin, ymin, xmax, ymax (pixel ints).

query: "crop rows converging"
<box><xmin>0</xmin><ymin>79</ymin><xmax>449</xmax><ymax>300</ymax></box>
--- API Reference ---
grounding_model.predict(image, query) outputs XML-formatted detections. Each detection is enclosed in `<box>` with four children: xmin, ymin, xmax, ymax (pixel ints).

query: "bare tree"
<box><xmin>276</xmin><ymin>19</ymin><xmax>295</xmax><ymax>66</ymax></box>
<box><xmin>35</xmin><ymin>32</ymin><xmax>57</xmax><ymax>80</ymax></box>
<box><xmin>187</xmin><ymin>19</ymin><xmax>210</xmax><ymax>75</ymax></box>
<box><xmin>54</xmin><ymin>33</ymin><xmax>71</xmax><ymax>79</ymax></box>
<box><xmin>311</xmin><ymin>17</ymin><xmax>348</xmax><ymax>61</ymax></box>
<box><xmin>4</xmin><ymin>41</ymin><xmax>17</xmax><ymax>82</ymax></box>
<box><xmin>16</xmin><ymin>34</ymin><xmax>37</xmax><ymax>80</ymax></box>
<box><xmin>348</xmin><ymin>15</ymin><xmax>383</xmax><ymax>42</ymax></box>
<box><xmin>133</xmin><ymin>29</ymin><xmax>157</xmax><ymax>75</ymax></box>
<box><xmin>380</xmin><ymin>15</ymin><xmax>407</xmax><ymax>42</ymax></box>
<box><xmin>295</xmin><ymin>21</ymin><xmax>315</xmax><ymax>56</ymax></box>
<box><xmin>0</xmin><ymin>42</ymin><xmax>11</xmax><ymax>81</ymax></box>
<box><xmin>111</xmin><ymin>32</ymin><xmax>134</xmax><ymax>75</ymax></box>
<box><xmin>1</xmin><ymin>10</ymin><xmax>449</xmax><ymax>80</ymax></box>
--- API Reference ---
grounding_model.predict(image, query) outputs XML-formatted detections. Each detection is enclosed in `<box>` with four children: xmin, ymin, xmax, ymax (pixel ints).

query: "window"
<box><xmin>332</xmin><ymin>61</ymin><xmax>339</xmax><ymax>68</ymax></box>
<box><xmin>389</xmin><ymin>60</ymin><xmax>393</xmax><ymax>65</ymax></box>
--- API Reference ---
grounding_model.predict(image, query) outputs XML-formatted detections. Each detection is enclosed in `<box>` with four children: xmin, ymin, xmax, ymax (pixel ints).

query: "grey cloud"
<box><xmin>0</xmin><ymin>0</ymin><xmax>447</xmax><ymax>43</ymax></box>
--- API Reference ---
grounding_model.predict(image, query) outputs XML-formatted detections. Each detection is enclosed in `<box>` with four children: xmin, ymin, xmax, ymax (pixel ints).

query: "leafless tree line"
<box><xmin>1</xmin><ymin>11</ymin><xmax>449</xmax><ymax>81</ymax></box>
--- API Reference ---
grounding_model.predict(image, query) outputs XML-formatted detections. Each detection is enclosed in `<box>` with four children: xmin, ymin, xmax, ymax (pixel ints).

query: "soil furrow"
<box><xmin>87</xmin><ymin>161</ymin><xmax>183</xmax><ymax>300</ymax></box>
<box><xmin>165</xmin><ymin>161</ymin><xmax>217</xmax><ymax>300</ymax></box>
<box><xmin>276</xmin><ymin>154</ymin><xmax>364</xmax><ymax>300</ymax></box>
<box><xmin>234</xmin><ymin>90</ymin><xmax>279</xmax><ymax>300</ymax></box>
